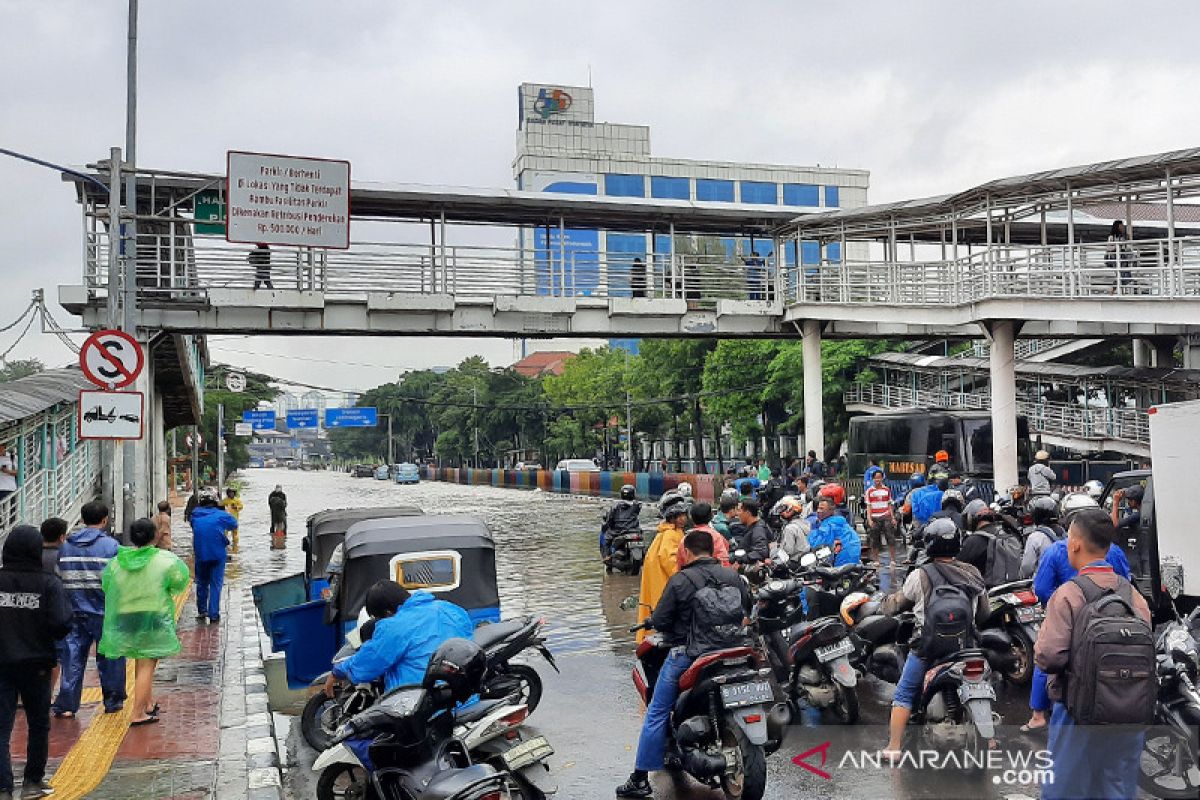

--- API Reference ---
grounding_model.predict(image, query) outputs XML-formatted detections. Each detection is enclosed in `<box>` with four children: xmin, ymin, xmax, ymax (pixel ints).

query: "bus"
<box><xmin>846</xmin><ymin>410</ymin><xmax>1032</xmax><ymax>490</ymax></box>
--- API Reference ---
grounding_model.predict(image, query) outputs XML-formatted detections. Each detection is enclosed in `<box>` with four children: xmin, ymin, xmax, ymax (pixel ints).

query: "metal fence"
<box><xmin>0</xmin><ymin>404</ymin><xmax>101</xmax><ymax>535</ymax></box>
<box><xmin>844</xmin><ymin>383</ymin><xmax>1150</xmax><ymax>446</ymax></box>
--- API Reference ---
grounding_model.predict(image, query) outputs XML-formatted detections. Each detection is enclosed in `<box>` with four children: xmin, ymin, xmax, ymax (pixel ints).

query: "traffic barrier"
<box><xmin>420</xmin><ymin>466</ymin><xmax>727</xmax><ymax>501</ymax></box>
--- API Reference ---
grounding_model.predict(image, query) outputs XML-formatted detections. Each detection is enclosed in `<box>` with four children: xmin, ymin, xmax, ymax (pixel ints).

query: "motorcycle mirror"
<box><xmin>800</xmin><ymin>553</ymin><xmax>817</xmax><ymax>567</ymax></box>
<box><xmin>733</xmin><ymin>549</ymin><xmax>747</xmax><ymax>560</ymax></box>
<box><xmin>774</xmin><ymin>550</ymin><xmax>790</xmax><ymax>564</ymax></box>
<box><xmin>815</xmin><ymin>547</ymin><xmax>832</xmax><ymax>559</ymax></box>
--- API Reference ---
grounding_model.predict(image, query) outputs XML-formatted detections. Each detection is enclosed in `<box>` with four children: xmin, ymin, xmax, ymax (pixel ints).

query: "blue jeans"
<box><xmin>1045</xmin><ymin>702</ymin><xmax>1142</xmax><ymax>800</ymax></box>
<box><xmin>634</xmin><ymin>647</ymin><xmax>694</xmax><ymax>772</ymax></box>
<box><xmin>1030</xmin><ymin>666</ymin><xmax>1050</xmax><ymax>712</ymax></box>
<box><xmin>195</xmin><ymin>558</ymin><xmax>226</xmax><ymax>620</ymax></box>
<box><xmin>892</xmin><ymin>651</ymin><xmax>926</xmax><ymax>710</ymax></box>
<box><xmin>53</xmin><ymin>613</ymin><xmax>126</xmax><ymax>714</ymax></box>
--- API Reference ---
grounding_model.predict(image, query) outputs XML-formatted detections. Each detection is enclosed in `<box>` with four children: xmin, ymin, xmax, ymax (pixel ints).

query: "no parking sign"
<box><xmin>80</xmin><ymin>329</ymin><xmax>144</xmax><ymax>389</ymax></box>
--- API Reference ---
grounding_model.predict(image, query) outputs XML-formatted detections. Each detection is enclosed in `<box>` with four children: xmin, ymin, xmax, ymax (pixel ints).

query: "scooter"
<box><xmin>984</xmin><ymin>579</ymin><xmax>1042</xmax><ymax>685</ymax></box>
<box><xmin>1138</xmin><ymin>601</ymin><xmax>1200</xmax><ymax>799</ymax></box>
<box><xmin>601</xmin><ymin>522</ymin><xmax>646</xmax><ymax>575</ymax></box>
<box><xmin>302</xmin><ymin>615</ymin><xmax>556</xmax><ymax>752</ymax></box>
<box><xmin>630</xmin><ymin>623</ymin><xmax>781</xmax><ymax>800</ymax></box>
<box><xmin>912</xmin><ymin>647</ymin><xmax>1001</xmax><ymax>760</ymax></box>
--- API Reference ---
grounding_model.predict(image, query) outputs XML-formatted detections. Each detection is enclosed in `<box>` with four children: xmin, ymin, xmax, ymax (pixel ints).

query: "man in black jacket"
<box><xmin>617</xmin><ymin>530</ymin><xmax>751</xmax><ymax>798</ymax></box>
<box><xmin>733</xmin><ymin>497</ymin><xmax>772</xmax><ymax>566</ymax></box>
<box><xmin>0</xmin><ymin>525</ymin><xmax>72</xmax><ymax>800</ymax></box>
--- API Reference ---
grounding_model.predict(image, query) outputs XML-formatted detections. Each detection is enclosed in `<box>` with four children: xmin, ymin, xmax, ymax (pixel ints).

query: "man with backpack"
<box><xmin>1034</xmin><ymin>508</ymin><xmax>1152</xmax><ymax>800</ymax></box>
<box><xmin>880</xmin><ymin>517</ymin><xmax>990</xmax><ymax>760</ymax></box>
<box><xmin>617</xmin><ymin>530</ymin><xmax>750</xmax><ymax>798</ymax></box>
<box><xmin>959</xmin><ymin>500</ymin><xmax>1023</xmax><ymax>587</ymax></box>
<box><xmin>1020</xmin><ymin>496</ymin><xmax>1065</xmax><ymax>580</ymax></box>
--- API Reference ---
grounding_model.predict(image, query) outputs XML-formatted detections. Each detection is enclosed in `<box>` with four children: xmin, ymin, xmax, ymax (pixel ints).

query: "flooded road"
<box><xmin>226</xmin><ymin>468</ymin><xmax>1048</xmax><ymax>800</ymax></box>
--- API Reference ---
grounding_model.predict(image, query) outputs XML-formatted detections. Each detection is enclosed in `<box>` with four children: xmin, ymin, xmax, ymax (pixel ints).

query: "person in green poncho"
<box><xmin>98</xmin><ymin>518</ymin><xmax>190</xmax><ymax>727</ymax></box>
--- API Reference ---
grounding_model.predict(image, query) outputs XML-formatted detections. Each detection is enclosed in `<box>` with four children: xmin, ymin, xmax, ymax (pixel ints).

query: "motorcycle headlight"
<box><xmin>1166</xmin><ymin>627</ymin><xmax>1197</xmax><ymax>657</ymax></box>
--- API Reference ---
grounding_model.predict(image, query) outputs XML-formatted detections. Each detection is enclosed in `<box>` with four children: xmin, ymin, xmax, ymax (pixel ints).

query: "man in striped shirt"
<box><xmin>864</xmin><ymin>471</ymin><xmax>899</xmax><ymax>591</ymax></box>
<box><xmin>51</xmin><ymin>502</ymin><xmax>126</xmax><ymax>717</ymax></box>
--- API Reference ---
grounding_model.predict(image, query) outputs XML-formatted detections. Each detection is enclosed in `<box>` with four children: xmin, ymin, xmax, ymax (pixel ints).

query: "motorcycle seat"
<box><xmin>473</xmin><ymin>618</ymin><xmax>530</xmax><ymax>650</ymax></box>
<box><xmin>453</xmin><ymin>698</ymin><xmax>509</xmax><ymax>724</ymax></box>
<box><xmin>677</xmin><ymin>647</ymin><xmax>755</xmax><ymax>691</ymax></box>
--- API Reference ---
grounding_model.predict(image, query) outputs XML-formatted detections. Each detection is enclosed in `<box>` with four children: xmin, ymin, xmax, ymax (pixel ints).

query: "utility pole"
<box><xmin>190</xmin><ymin>424</ymin><xmax>199</xmax><ymax>492</ymax></box>
<box><xmin>625</xmin><ymin>387</ymin><xmax>633</xmax><ymax>471</ymax></box>
<box><xmin>104</xmin><ymin>148</ymin><xmax>124</xmax><ymax>528</ymax></box>
<box><xmin>472</xmin><ymin>384</ymin><xmax>480</xmax><ymax>469</ymax></box>
<box><xmin>216</xmin><ymin>404</ymin><xmax>225</xmax><ymax>496</ymax></box>
<box><xmin>386</xmin><ymin>414</ymin><xmax>394</xmax><ymax>468</ymax></box>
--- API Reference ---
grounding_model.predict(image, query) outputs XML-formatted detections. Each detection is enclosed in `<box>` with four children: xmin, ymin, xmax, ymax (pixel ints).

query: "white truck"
<box><xmin>1145</xmin><ymin>399</ymin><xmax>1200</xmax><ymax>611</ymax></box>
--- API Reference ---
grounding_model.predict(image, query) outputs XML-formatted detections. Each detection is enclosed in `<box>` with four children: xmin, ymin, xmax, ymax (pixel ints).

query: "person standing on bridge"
<box><xmin>99</xmin><ymin>518</ymin><xmax>190</xmax><ymax>727</ymax></box>
<box><xmin>0</xmin><ymin>525</ymin><xmax>72</xmax><ymax>800</ymax></box>
<box><xmin>249</xmin><ymin>243</ymin><xmax>273</xmax><ymax>289</ymax></box>
<box><xmin>629</xmin><ymin>257</ymin><xmax>648</xmax><ymax>299</ymax></box>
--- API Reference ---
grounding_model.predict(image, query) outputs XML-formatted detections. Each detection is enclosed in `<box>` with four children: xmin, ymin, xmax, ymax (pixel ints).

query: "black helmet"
<box><xmin>940</xmin><ymin>488</ymin><xmax>965</xmax><ymax>511</ymax></box>
<box><xmin>1029</xmin><ymin>495</ymin><xmax>1059</xmax><ymax>526</ymax></box>
<box><xmin>924</xmin><ymin>517</ymin><xmax>962</xmax><ymax>558</ymax></box>
<box><xmin>423</xmin><ymin>638</ymin><xmax>487</xmax><ymax>704</ymax></box>
<box><xmin>620</xmin><ymin>484</ymin><xmax>636</xmax><ymax>501</ymax></box>
<box><xmin>962</xmin><ymin>498</ymin><xmax>988</xmax><ymax>530</ymax></box>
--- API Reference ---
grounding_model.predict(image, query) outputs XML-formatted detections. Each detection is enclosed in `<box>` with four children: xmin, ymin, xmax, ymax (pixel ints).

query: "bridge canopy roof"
<box><xmin>784</xmin><ymin>147</ymin><xmax>1200</xmax><ymax>241</ymax></box>
<box><xmin>869</xmin><ymin>351</ymin><xmax>1200</xmax><ymax>391</ymax></box>
<box><xmin>0</xmin><ymin>367</ymin><xmax>94</xmax><ymax>425</ymax></box>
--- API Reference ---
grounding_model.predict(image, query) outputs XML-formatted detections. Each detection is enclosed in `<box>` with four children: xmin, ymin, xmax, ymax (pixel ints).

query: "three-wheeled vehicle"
<box><xmin>301</xmin><ymin>506</ymin><xmax>423</xmax><ymax>601</ymax></box>
<box><xmin>254</xmin><ymin>514</ymin><xmax>503</xmax><ymax>693</ymax></box>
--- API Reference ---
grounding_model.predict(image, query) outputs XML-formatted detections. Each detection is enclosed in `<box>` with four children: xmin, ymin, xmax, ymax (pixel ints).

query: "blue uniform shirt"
<box><xmin>1032</xmin><ymin>539</ymin><xmax>1131</xmax><ymax>605</ymax></box>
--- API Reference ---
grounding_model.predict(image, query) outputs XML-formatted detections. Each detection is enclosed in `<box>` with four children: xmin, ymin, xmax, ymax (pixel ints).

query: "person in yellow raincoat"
<box><xmin>636</xmin><ymin>495</ymin><xmax>691</xmax><ymax>643</ymax></box>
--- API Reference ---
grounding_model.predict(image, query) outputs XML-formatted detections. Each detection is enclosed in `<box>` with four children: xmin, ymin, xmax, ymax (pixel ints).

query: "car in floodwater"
<box><xmin>394</xmin><ymin>463</ymin><xmax>420</xmax><ymax>484</ymax></box>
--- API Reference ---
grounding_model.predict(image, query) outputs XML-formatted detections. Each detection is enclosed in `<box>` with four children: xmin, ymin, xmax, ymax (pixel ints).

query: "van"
<box><xmin>555</xmin><ymin>459</ymin><xmax>600</xmax><ymax>473</ymax></box>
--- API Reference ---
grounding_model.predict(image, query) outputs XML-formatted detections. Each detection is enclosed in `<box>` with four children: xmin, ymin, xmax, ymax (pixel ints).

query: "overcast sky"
<box><xmin>2</xmin><ymin>0</ymin><xmax>1197</xmax><ymax>392</ymax></box>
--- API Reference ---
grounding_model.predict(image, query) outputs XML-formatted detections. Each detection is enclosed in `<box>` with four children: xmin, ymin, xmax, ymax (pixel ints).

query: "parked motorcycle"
<box><xmin>984</xmin><ymin>579</ymin><xmax>1042</xmax><ymax>685</ymax></box>
<box><xmin>313</xmin><ymin>640</ymin><xmax>522</xmax><ymax>800</ymax></box>
<box><xmin>303</xmin><ymin>615</ymin><xmax>556</xmax><ymax>752</ymax></box>
<box><xmin>601</xmin><ymin>522</ymin><xmax>647</xmax><ymax>575</ymax></box>
<box><xmin>1139</xmin><ymin>601</ymin><xmax>1200</xmax><ymax>799</ymax></box>
<box><xmin>630</xmin><ymin>623</ymin><xmax>781</xmax><ymax>800</ymax></box>
<box><xmin>912</xmin><ymin>647</ymin><xmax>1001</xmax><ymax>759</ymax></box>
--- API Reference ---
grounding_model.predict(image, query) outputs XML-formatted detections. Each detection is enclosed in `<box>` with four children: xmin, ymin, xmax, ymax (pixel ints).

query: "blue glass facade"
<box><xmin>604</xmin><ymin>173</ymin><xmax>646</xmax><ymax>197</ymax></box>
<box><xmin>695</xmin><ymin>179</ymin><xmax>735</xmax><ymax>202</ymax></box>
<box><xmin>650</xmin><ymin>176</ymin><xmax>689</xmax><ymax>200</ymax></box>
<box><xmin>825</xmin><ymin>185</ymin><xmax>840</xmax><ymax>208</ymax></box>
<box><xmin>783</xmin><ymin>183</ymin><xmax>820</xmax><ymax>206</ymax></box>
<box><xmin>739</xmin><ymin>181</ymin><xmax>777</xmax><ymax>204</ymax></box>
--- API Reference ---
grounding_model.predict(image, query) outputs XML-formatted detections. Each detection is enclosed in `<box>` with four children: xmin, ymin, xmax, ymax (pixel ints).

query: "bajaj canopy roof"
<box><xmin>342</xmin><ymin>514</ymin><xmax>496</xmax><ymax>559</ymax></box>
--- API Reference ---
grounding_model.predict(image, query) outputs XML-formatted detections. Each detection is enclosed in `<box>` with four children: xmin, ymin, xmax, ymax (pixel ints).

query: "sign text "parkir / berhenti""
<box><xmin>226</xmin><ymin>151</ymin><xmax>351</xmax><ymax>249</ymax></box>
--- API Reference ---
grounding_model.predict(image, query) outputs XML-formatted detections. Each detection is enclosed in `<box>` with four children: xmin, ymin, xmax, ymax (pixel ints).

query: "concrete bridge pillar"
<box><xmin>1179</xmin><ymin>335</ymin><xmax>1200</xmax><ymax>370</ymax></box>
<box><xmin>802</xmin><ymin>319</ymin><xmax>824</xmax><ymax>462</ymax></box>
<box><xmin>1132</xmin><ymin>338</ymin><xmax>1153</xmax><ymax>368</ymax></box>
<box><xmin>988</xmin><ymin>320</ymin><xmax>1019</xmax><ymax>491</ymax></box>
<box><xmin>1154</xmin><ymin>338</ymin><xmax>1177</xmax><ymax>368</ymax></box>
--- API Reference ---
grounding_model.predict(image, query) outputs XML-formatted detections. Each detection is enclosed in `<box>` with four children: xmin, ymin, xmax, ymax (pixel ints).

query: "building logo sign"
<box><xmin>533</xmin><ymin>88</ymin><xmax>572</xmax><ymax>119</ymax></box>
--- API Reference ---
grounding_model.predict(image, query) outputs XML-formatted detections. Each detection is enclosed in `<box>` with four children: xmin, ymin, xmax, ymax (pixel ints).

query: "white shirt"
<box><xmin>0</xmin><ymin>454</ymin><xmax>17</xmax><ymax>492</ymax></box>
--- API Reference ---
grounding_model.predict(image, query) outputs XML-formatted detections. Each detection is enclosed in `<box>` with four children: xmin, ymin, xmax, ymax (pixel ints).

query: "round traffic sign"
<box><xmin>225</xmin><ymin>372</ymin><xmax>247</xmax><ymax>393</ymax></box>
<box><xmin>185</xmin><ymin>432</ymin><xmax>205</xmax><ymax>449</ymax></box>
<box><xmin>80</xmin><ymin>329</ymin><xmax>144</xmax><ymax>389</ymax></box>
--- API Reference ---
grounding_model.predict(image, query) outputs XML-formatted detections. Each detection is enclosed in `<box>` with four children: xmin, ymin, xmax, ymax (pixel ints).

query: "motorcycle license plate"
<box><xmin>501</xmin><ymin>736</ymin><xmax>555</xmax><ymax>770</ymax></box>
<box><xmin>1016</xmin><ymin>605</ymin><xmax>1044</xmax><ymax>623</ymax></box>
<box><xmin>958</xmin><ymin>681</ymin><xmax>996</xmax><ymax>701</ymax></box>
<box><xmin>720</xmin><ymin>680</ymin><xmax>774</xmax><ymax>708</ymax></box>
<box><xmin>816</xmin><ymin>639</ymin><xmax>855</xmax><ymax>663</ymax></box>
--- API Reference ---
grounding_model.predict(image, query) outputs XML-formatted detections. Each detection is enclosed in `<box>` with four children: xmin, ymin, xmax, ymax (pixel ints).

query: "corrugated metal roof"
<box><xmin>868</xmin><ymin>351</ymin><xmax>1200</xmax><ymax>388</ymax></box>
<box><xmin>0</xmin><ymin>368</ymin><xmax>93</xmax><ymax>425</ymax></box>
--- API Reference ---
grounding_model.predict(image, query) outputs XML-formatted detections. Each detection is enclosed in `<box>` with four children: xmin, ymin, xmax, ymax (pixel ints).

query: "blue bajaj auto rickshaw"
<box><xmin>300</xmin><ymin>506</ymin><xmax>424</xmax><ymax>602</ymax></box>
<box><xmin>254</xmin><ymin>514</ymin><xmax>503</xmax><ymax>693</ymax></box>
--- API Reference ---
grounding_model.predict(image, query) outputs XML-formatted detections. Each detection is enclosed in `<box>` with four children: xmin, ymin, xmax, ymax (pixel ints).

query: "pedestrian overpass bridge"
<box><xmin>56</xmin><ymin>147</ymin><xmax>1200</xmax><ymax>489</ymax></box>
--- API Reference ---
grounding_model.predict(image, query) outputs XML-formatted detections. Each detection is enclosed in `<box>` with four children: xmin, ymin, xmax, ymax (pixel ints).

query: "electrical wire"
<box><xmin>0</xmin><ymin>299</ymin><xmax>36</xmax><ymax>334</ymax></box>
<box><xmin>0</xmin><ymin>312</ymin><xmax>38</xmax><ymax>362</ymax></box>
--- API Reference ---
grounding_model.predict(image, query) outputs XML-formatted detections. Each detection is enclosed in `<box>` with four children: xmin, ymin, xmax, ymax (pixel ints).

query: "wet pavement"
<box><xmin>212</xmin><ymin>468</ymin><xmax>1050</xmax><ymax>800</ymax></box>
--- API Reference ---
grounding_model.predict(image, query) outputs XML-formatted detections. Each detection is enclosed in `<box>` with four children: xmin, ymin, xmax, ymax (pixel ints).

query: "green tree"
<box><xmin>0</xmin><ymin>358</ymin><xmax>44</xmax><ymax>383</ymax></box>
<box><xmin>200</xmin><ymin>365</ymin><xmax>279</xmax><ymax>474</ymax></box>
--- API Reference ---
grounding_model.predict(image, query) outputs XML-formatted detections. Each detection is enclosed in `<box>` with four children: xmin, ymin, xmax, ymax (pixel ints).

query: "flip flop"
<box><xmin>146</xmin><ymin>704</ymin><xmax>161</xmax><ymax>716</ymax></box>
<box><xmin>1019</xmin><ymin>722</ymin><xmax>1047</xmax><ymax>733</ymax></box>
<box><xmin>130</xmin><ymin>716</ymin><xmax>159</xmax><ymax>727</ymax></box>
<box><xmin>53</xmin><ymin>710</ymin><xmax>75</xmax><ymax>719</ymax></box>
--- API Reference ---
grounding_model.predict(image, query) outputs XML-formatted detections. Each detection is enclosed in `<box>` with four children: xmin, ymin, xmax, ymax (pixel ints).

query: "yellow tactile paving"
<box><xmin>49</xmin><ymin>586</ymin><xmax>193</xmax><ymax>800</ymax></box>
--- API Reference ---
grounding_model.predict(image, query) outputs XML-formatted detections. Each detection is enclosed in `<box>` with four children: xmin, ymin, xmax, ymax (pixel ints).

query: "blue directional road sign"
<box><xmin>286</xmin><ymin>409</ymin><xmax>319</xmax><ymax>429</ymax></box>
<box><xmin>242</xmin><ymin>410</ymin><xmax>277</xmax><ymax>430</ymax></box>
<box><xmin>325</xmin><ymin>407</ymin><xmax>378</xmax><ymax>428</ymax></box>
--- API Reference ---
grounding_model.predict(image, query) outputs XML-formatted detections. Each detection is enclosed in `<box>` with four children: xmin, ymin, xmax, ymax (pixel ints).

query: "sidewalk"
<box><xmin>6</xmin><ymin>506</ymin><xmax>285</xmax><ymax>799</ymax></box>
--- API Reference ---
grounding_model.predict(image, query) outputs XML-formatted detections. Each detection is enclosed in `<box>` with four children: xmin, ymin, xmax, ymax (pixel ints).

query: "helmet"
<box><xmin>840</xmin><ymin>591</ymin><xmax>871</xmax><ymax>626</ymax></box>
<box><xmin>676</xmin><ymin>482</ymin><xmax>693</xmax><ymax>499</ymax></box>
<box><xmin>198</xmin><ymin>487</ymin><xmax>220</xmax><ymax>505</ymax></box>
<box><xmin>940</xmin><ymin>488</ymin><xmax>965</xmax><ymax>511</ymax></box>
<box><xmin>924</xmin><ymin>517</ymin><xmax>962</xmax><ymax>557</ymax></box>
<box><xmin>909</xmin><ymin>472</ymin><xmax>926</xmax><ymax>489</ymax></box>
<box><xmin>423</xmin><ymin>638</ymin><xmax>487</xmax><ymax>704</ymax></box>
<box><xmin>1028</xmin><ymin>495</ymin><xmax>1059</xmax><ymax>525</ymax></box>
<box><xmin>1035</xmin><ymin>450</ymin><xmax>1051</xmax><ymax>462</ymax></box>
<box><xmin>934</xmin><ymin>450</ymin><xmax>950</xmax><ymax>463</ymax></box>
<box><xmin>1059</xmin><ymin>492</ymin><xmax>1098</xmax><ymax>521</ymax></box>
<box><xmin>962</xmin><ymin>498</ymin><xmax>988</xmax><ymax>529</ymax></box>
<box><xmin>620</xmin><ymin>484</ymin><xmax>636</xmax><ymax>501</ymax></box>
<box><xmin>1123</xmin><ymin>484</ymin><xmax>1145</xmax><ymax>502</ymax></box>
<box><xmin>719</xmin><ymin>487</ymin><xmax>740</xmax><ymax>506</ymax></box>
<box><xmin>806</xmin><ymin>479</ymin><xmax>825</xmax><ymax>502</ymax></box>
<box><xmin>1009</xmin><ymin>484</ymin><xmax>1027</xmax><ymax>502</ymax></box>
<box><xmin>818</xmin><ymin>483</ymin><xmax>846</xmax><ymax>506</ymax></box>
<box><xmin>772</xmin><ymin>496</ymin><xmax>803</xmax><ymax>519</ymax></box>
<box><xmin>661</xmin><ymin>497</ymin><xmax>691</xmax><ymax>521</ymax></box>
<box><xmin>1083</xmin><ymin>480</ymin><xmax>1104</xmax><ymax>500</ymax></box>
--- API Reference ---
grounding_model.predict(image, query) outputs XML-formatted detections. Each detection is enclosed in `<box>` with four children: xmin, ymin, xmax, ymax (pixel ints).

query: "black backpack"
<box><xmin>1065</xmin><ymin>575</ymin><xmax>1156</xmax><ymax>726</ymax></box>
<box><xmin>683</xmin><ymin>570</ymin><xmax>747</xmax><ymax>659</ymax></box>
<box><xmin>976</xmin><ymin>528</ymin><xmax>1023</xmax><ymax>586</ymax></box>
<box><xmin>916</xmin><ymin>563</ymin><xmax>978</xmax><ymax>659</ymax></box>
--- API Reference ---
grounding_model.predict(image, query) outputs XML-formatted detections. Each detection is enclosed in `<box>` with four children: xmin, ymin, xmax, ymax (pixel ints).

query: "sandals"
<box><xmin>1019</xmin><ymin>722</ymin><xmax>1047</xmax><ymax>733</ymax></box>
<box><xmin>52</xmin><ymin>710</ymin><xmax>75</xmax><ymax>719</ymax></box>
<box><xmin>130</xmin><ymin>716</ymin><xmax>159</xmax><ymax>727</ymax></box>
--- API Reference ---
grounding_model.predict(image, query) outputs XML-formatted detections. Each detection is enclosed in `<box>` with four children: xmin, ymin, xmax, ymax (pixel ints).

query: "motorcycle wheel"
<box><xmin>484</xmin><ymin>663</ymin><xmax>543</xmax><ymax>713</ymax></box>
<box><xmin>301</xmin><ymin>692</ymin><xmax>343</xmax><ymax>752</ymax></box>
<box><xmin>1003</xmin><ymin>627</ymin><xmax>1034</xmax><ymax>685</ymax></box>
<box><xmin>720</xmin><ymin>725</ymin><xmax>767</xmax><ymax>800</ymax></box>
<box><xmin>831</xmin><ymin>683</ymin><xmax>860</xmax><ymax>724</ymax></box>
<box><xmin>316</xmin><ymin>763</ymin><xmax>371</xmax><ymax>800</ymax></box>
<box><xmin>1139</xmin><ymin>732</ymin><xmax>1200</xmax><ymax>799</ymax></box>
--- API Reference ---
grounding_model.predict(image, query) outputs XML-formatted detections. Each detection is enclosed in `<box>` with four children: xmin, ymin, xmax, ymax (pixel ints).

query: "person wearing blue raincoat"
<box><xmin>807</xmin><ymin>497</ymin><xmax>862</xmax><ymax>567</ymax></box>
<box><xmin>189</xmin><ymin>493</ymin><xmax>238</xmax><ymax>623</ymax></box>
<box><xmin>327</xmin><ymin>582</ymin><xmax>474</xmax><ymax>693</ymax></box>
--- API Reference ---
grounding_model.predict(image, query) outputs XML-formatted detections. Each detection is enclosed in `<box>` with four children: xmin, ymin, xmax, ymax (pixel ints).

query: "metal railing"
<box><xmin>82</xmin><ymin>227</ymin><xmax>784</xmax><ymax>305</ymax></box>
<box><xmin>0</xmin><ymin>409</ymin><xmax>101</xmax><ymax>533</ymax></box>
<box><xmin>844</xmin><ymin>383</ymin><xmax>1150</xmax><ymax>446</ymax></box>
<box><xmin>788</xmin><ymin>235</ymin><xmax>1200</xmax><ymax>305</ymax></box>
<box><xmin>959</xmin><ymin>338</ymin><xmax>1074</xmax><ymax>360</ymax></box>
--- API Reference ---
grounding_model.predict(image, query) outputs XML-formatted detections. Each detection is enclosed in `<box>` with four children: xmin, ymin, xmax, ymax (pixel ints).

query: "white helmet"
<box><xmin>1059</xmin><ymin>492</ymin><xmax>1099</xmax><ymax>520</ymax></box>
<box><xmin>771</xmin><ymin>496</ymin><xmax>803</xmax><ymax>518</ymax></box>
<box><xmin>1083</xmin><ymin>480</ymin><xmax>1105</xmax><ymax>500</ymax></box>
<box><xmin>676</xmin><ymin>482</ymin><xmax>693</xmax><ymax>498</ymax></box>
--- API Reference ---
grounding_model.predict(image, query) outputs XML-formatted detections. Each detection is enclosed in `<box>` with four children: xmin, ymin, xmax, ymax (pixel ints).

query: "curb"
<box><xmin>217</xmin><ymin>587</ymin><xmax>287</xmax><ymax>800</ymax></box>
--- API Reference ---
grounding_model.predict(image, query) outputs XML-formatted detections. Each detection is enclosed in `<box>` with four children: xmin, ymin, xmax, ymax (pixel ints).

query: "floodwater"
<box><xmin>228</xmin><ymin>468</ymin><xmax>1050</xmax><ymax>800</ymax></box>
